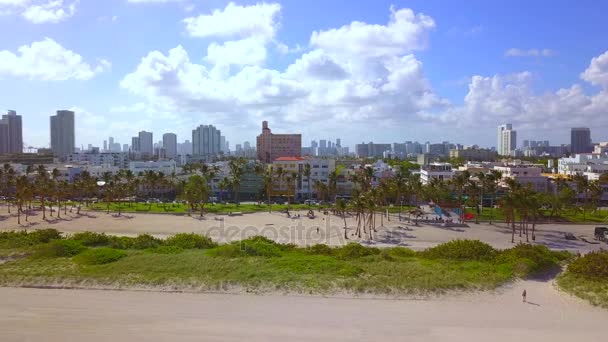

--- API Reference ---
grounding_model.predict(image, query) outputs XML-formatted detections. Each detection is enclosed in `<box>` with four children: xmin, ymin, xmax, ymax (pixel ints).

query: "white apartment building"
<box><xmin>494</xmin><ymin>165</ymin><xmax>549</xmax><ymax>192</ymax></box>
<box><xmin>558</xmin><ymin>153</ymin><xmax>608</xmax><ymax>179</ymax></box>
<box><xmin>420</xmin><ymin>163</ymin><xmax>455</xmax><ymax>185</ymax></box>
<box><xmin>497</xmin><ymin>124</ymin><xmax>517</xmax><ymax>156</ymax></box>
<box><xmin>271</xmin><ymin>157</ymin><xmax>337</xmax><ymax>198</ymax></box>
<box><xmin>129</xmin><ymin>160</ymin><xmax>177</xmax><ymax>175</ymax></box>
<box><xmin>68</xmin><ymin>152</ymin><xmax>129</xmax><ymax>169</ymax></box>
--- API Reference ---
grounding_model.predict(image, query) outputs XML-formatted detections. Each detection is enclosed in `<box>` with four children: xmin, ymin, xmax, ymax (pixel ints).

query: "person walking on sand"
<box><xmin>522</xmin><ymin>289</ymin><xmax>527</xmax><ymax>303</ymax></box>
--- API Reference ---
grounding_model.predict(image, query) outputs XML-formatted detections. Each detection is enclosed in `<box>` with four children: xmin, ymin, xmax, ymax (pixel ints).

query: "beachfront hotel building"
<box><xmin>0</xmin><ymin>110</ymin><xmax>23</xmax><ymax>155</ymax></box>
<box><xmin>497</xmin><ymin>124</ymin><xmax>517</xmax><ymax>156</ymax></box>
<box><xmin>256</xmin><ymin>121</ymin><xmax>301</xmax><ymax>164</ymax></box>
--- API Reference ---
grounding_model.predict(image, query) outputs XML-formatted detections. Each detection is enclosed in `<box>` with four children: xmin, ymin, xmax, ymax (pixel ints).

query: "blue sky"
<box><xmin>1</xmin><ymin>0</ymin><xmax>607</xmax><ymax>150</ymax></box>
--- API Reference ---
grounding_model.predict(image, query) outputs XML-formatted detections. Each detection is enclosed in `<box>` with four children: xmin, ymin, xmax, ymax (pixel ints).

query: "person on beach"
<box><xmin>522</xmin><ymin>289</ymin><xmax>527</xmax><ymax>303</ymax></box>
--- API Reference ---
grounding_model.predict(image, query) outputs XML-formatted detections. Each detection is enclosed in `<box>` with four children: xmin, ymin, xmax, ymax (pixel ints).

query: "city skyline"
<box><xmin>0</xmin><ymin>1</ymin><xmax>607</xmax><ymax>148</ymax></box>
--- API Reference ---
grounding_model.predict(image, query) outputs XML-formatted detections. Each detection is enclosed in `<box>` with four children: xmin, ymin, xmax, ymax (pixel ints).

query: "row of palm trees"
<box><xmin>1</xmin><ymin>160</ymin><xmax>606</xmax><ymax>237</ymax></box>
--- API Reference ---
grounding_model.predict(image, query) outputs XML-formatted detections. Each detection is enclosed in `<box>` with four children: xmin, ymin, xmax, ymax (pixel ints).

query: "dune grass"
<box><xmin>557</xmin><ymin>251</ymin><xmax>608</xmax><ymax>308</ymax></box>
<box><xmin>0</xmin><ymin>230</ymin><xmax>571</xmax><ymax>295</ymax></box>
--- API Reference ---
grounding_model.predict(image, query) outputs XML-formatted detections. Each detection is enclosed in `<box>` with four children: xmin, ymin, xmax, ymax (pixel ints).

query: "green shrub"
<box><xmin>495</xmin><ymin>243</ymin><xmax>564</xmax><ymax>277</ymax></box>
<box><xmin>335</xmin><ymin>243</ymin><xmax>380</xmax><ymax>260</ymax></box>
<box><xmin>239</xmin><ymin>237</ymin><xmax>283</xmax><ymax>257</ymax></box>
<box><xmin>567</xmin><ymin>251</ymin><xmax>608</xmax><ymax>280</ymax></box>
<box><xmin>0</xmin><ymin>229</ymin><xmax>62</xmax><ymax>248</ymax></box>
<box><xmin>308</xmin><ymin>244</ymin><xmax>334</xmax><ymax>255</ymax></box>
<box><xmin>165</xmin><ymin>233</ymin><xmax>217</xmax><ymax>249</ymax></box>
<box><xmin>33</xmin><ymin>240</ymin><xmax>86</xmax><ymax>258</ymax></box>
<box><xmin>388</xmin><ymin>247</ymin><xmax>417</xmax><ymax>258</ymax></box>
<box><xmin>74</xmin><ymin>248</ymin><xmax>127</xmax><ymax>265</ymax></box>
<box><xmin>106</xmin><ymin>236</ymin><xmax>133</xmax><ymax>249</ymax></box>
<box><xmin>28</xmin><ymin>229</ymin><xmax>62</xmax><ymax>244</ymax></box>
<box><xmin>420</xmin><ymin>240</ymin><xmax>496</xmax><ymax>261</ymax></box>
<box><xmin>130</xmin><ymin>234</ymin><xmax>162</xmax><ymax>249</ymax></box>
<box><xmin>70</xmin><ymin>232</ymin><xmax>110</xmax><ymax>246</ymax></box>
<box><xmin>208</xmin><ymin>244</ymin><xmax>246</xmax><ymax>258</ymax></box>
<box><xmin>146</xmin><ymin>246</ymin><xmax>184</xmax><ymax>254</ymax></box>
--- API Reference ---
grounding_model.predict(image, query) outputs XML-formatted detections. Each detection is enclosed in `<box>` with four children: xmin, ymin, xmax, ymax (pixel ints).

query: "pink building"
<box><xmin>256</xmin><ymin>121</ymin><xmax>301</xmax><ymax>163</ymax></box>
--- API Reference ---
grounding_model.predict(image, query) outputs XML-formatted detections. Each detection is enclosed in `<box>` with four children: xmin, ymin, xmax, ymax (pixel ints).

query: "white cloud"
<box><xmin>206</xmin><ymin>37</ymin><xmax>268</xmax><ymax>66</ymax></box>
<box><xmin>505</xmin><ymin>48</ymin><xmax>555</xmax><ymax>57</ymax></box>
<box><xmin>0</xmin><ymin>0</ymin><xmax>28</xmax><ymax>5</ymax></box>
<box><xmin>0</xmin><ymin>0</ymin><xmax>78</xmax><ymax>23</ymax></box>
<box><xmin>0</xmin><ymin>38</ymin><xmax>110</xmax><ymax>80</ymax></box>
<box><xmin>21</xmin><ymin>0</ymin><xmax>78</xmax><ymax>23</ymax></box>
<box><xmin>128</xmin><ymin>0</ymin><xmax>186</xmax><ymax>3</ymax></box>
<box><xmin>580</xmin><ymin>50</ymin><xmax>608</xmax><ymax>87</ymax></box>
<box><xmin>183</xmin><ymin>2</ymin><xmax>280</xmax><ymax>40</ymax></box>
<box><xmin>121</xmin><ymin>6</ymin><xmax>447</xmax><ymax>136</ymax></box>
<box><xmin>424</xmin><ymin>62</ymin><xmax>608</xmax><ymax>131</ymax></box>
<box><xmin>310</xmin><ymin>6</ymin><xmax>435</xmax><ymax>59</ymax></box>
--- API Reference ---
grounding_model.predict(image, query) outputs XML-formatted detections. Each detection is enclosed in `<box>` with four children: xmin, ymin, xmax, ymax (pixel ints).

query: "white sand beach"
<box><xmin>1</xmin><ymin>277</ymin><xmax>607</xmax><ymax>342</ymax></box>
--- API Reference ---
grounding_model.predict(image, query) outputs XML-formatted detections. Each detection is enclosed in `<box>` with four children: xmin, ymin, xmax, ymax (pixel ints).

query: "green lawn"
<box><xmin>86</xmin><ymin>202</ymin><xmax>416</xmax><ymax>216</ymax></box>
<box><xmin>464</xmin><ymin>207</ymin><xmax>608</xmax><ymax>224</ymax></box>
<box><xmin>87</xmin><ymin>202</ymin><xmax>331</xmax><ymax>214</ymax></box>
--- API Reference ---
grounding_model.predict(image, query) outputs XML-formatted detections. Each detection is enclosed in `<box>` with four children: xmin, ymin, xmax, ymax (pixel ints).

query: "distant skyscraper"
<box><xmin>131</xmin><ymin>137</ymin><xmax>140</xmax><ymax>152</ymax></box>
<box><xmin>50</xmin><ymin>110</ymin><xmax>75</xmax><ymax>160</ymax></box>
<box><xmin>0</xmin><ymin>110</ymin><xmax>23</xmax><ymax>154</ymax></box>
<box><xmin>497</xmin><ymin>124</ymin><xmax>516</xmax><ymax>156</ymax></box>
<box><xmin>109</xmin><ymin>137</ymin><xmax>114</xmax><ymax>149</ymax></box>
<box><xmin>220</xmin><ymin>135</ymin><xmax>226</xmax><ymax>153</ymax></box>
<box><xmin>571</xmin><ymin>127</ymin><xmax>591</xmax><ymax>154</ymax></box>
<box><xmin>192</xmin><ymin>124</ymin><xmax>221</xmax><ymax>159</ymax></box>
<box><xmin>336</xmin><ymin>138</ymin><xmax>341</xmax><ymax>148</ymax></box>
<box><xmin>244</xmin><ymin>141</ymin><xmax>251</xmax><ymax>150</ymax></box>
<box><xmin>103</xmin><ymin>140</ymin><xmax>107</xmax><ymax>151</ymax></box>
<box><xmin>138</xmin><ymin>131</ymin><xmax>153</xmax><ymax>155</ymax></box>
<box><xmin>163</xmin><ymin>133</ymin><xmax>177</xmax><ymax>159</ymax></box>
<box><xmin>122</xmin><ymin>144</ymin><xmax>129</xmax><ymax>152</ymax></box>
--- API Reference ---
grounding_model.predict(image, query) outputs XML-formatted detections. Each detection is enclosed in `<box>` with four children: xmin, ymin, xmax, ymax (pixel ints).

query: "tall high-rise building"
<box><xmin>122</xmin><ymin>144</ymin><xmax>129</xmax><ymax>152</ymax></box>
<box><xmin>131</xmin><ymin>137</ymin><xmax>140</xmax><ymax>152</ymax></box>
<box><xmin>256</xmin><ymin>121</ymin><xmax>301</xmax><ymax>163</ymax></box>
<box><xmin>192</xmin><ymin>124</ymin><xmax>221</xmax><ymax>159</ymax></box>
<box><xmin>220</xmin><ymin>135</ymin><xmax>226</xmax><ymax>153</ymax></box>
<box><xmin>103</xmin><ymin>140</ymin><xmax>107</xmax><ymax>151</ymax></box>
<box><xmin>571</xmin><ymin>127</ymin><xmax>591</xmax><ymax>154</ymax></box>
<box><xmin>163</xmin><ymin>133</ymin><xmax>177</xmax><ymax>159</ymax></box>
<box><xmin>0</xmin><ymin>110</ymin><xmax>23</xmax><ymax>154</ymax></box>
<box><xmin>50</xmin><ymin>110</ymin><xmax>75</xmax><ymax>160</ymax></box>
<box><xmin>336</xmin><ymin>138</ymin><xmax>341</xmax><ymax>148</ymax></box>
<box><xmin>497</xmin><ymin>124</ymin><xmax>517</xmax><ymax>156</ymax></box>
<box><xmin>138</xmin><ymin>131</ymin><xmax>153</xmax><ymax>155</ymax></box>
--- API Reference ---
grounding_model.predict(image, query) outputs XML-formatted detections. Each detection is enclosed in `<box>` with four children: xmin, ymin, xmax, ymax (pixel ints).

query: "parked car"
<box><xmin>594</xmin><ymin>227</ymin><xmax>608</xmax><ymax>241</ymax></box>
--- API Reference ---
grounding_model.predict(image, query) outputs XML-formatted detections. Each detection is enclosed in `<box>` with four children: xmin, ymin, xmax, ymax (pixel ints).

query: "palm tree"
<box><xmin>15</xmin><ymin>175</ymin><xmax>32</xmax><ymax>225</ymax></box>
<box><xmin>1</xmin><ymin>164</ymin><xmax>16</xmax><ymax>214</ymax></box>
<box><xmin>303</xmin><ymin>163</ymin><xmax>312</xmax><ymax>200</ymax></box>
<box><xmin>217</xmin><ymin>177</ymin><xmax>230</xmax><ymax>203</ymax></box>
<box><xmin>35</xmin><ymin>165</ymin><xmax>50</xmax><ymax>220</ymax></box>
<box><xmin>51</xmin><ymin>168</ymin><xmax>61</xmax><ymax>218</ymax></box>
<box><xmin>499</xmin><ymin>192</ymin><xmax>517</xmax><ymax>243</ymax></box>
<box><xmin>335</xmin><ymin>198</ymin><xmax>349</xmax><ymax>240</ymax></box>
<box><xmin>263</xmin><ymin>168</ymin><xmax>273</xmax><ymax>213</ymax></box>
<box><xmin>228</xmin><ymin>158</ymin><xmax>246</xmax><ymax>205</ymax></box>
<box><xmin>573</xmin><ymin>174</ymin><xmax>590</xmax><ymax>220</ymax></box>
<box><xmin>275</xmin><ymin>166</ymin><xmax>285</xmax><ymax>199</ymax></box>
<box><xmin>328</xmin><ymin>165</ymin><xmax>344</xmax><ymax>203</ymax></box>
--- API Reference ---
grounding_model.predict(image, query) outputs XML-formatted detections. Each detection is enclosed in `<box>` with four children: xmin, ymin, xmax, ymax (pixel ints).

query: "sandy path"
<box><xmin>1</xmin><ymin>278</ymin><xmax>607</xmax><ymax>342</ymax></box>
<box><xmin>1</xmin><ymin>206</ymin><xmax>606</xmax><ymax>252</ymax></box>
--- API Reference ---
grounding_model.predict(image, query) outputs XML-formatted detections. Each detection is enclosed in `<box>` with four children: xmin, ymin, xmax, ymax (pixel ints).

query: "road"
<box><xmin>1</xmin><ymin>279</ymin><xmax>607</xmax><ymax>342</ymax></box>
